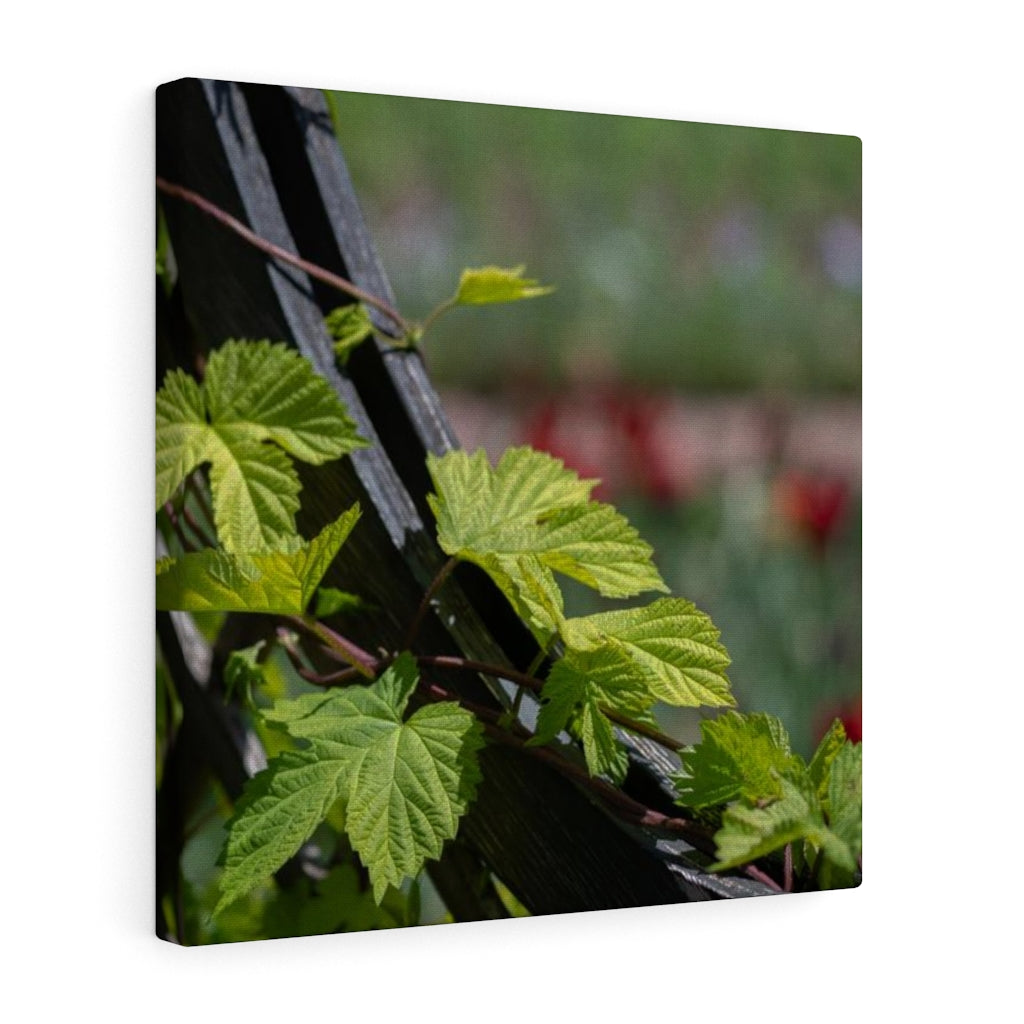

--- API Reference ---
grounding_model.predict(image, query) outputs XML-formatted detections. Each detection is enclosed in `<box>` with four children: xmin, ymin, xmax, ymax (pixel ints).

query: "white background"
<box><xmin>2</xmin><ymin>2</ymin><xmax>1019</xmax><ymax>1020</ymax></box>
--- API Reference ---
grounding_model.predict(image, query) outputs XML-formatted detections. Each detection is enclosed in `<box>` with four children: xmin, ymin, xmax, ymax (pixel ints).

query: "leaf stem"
<box><xmin>155</xmin><ymin>176</ymin><xmax>411</xmax><ymax>338</ymax></box>
<box><xmin>414</xmin><ymin>653</ymin><xmax>684</xmax><ymax>752</ymax></box>
<box><xmin>509</xmin><ymin>684</ymin><xmax>526</xmax><ymax>722</ymax></box>
<box><xmin>291</xmin><ymin>632</ymin><xmax>685</xmax><ymax>756</ymax></box>
<box><xmin>418</xmin><ymin>296</ymin><xmax>457</xmax><ymax>337</ymax></box>
<box><xmin>186</xmin><ymin>471</ymin><xmax>216</xmax><ymax>539</ymax></box>
<box><xmin>601</xmin><ymin>708</ymin><xmax>685</xmax><ymax>753</ymax></box>
<box><xmin>302</xmin><ymin>665</ymin><xmax>366</xmax><ymax>687</ymax></box>
<box><xmin>525</xmin><ymin>647</ymin><xmax>548</xmax><ymax>679</ymax></box>
<box><xmin>180</xmin><ymin>501</ymin><xmax>217</xmax><ymax>550</ymax></box>
<box><xmin>275</xmin><ymin>628</ymin><xmax>366</xmax><ymax>688</ymax></box>
<box><xmin>285</xmin><ymin>615</ymin><xmax>378</xmax><ymax>678</ymax></box>
<box><xmin>162</xmin><ymin>501</ymin><xmax>198</xmax><ymax>553</ymax></box>
<box><xmin>414</xmin><ymin>653</ymin><xmax>543</xmax><ymax>693</ymax></box>
<box><xmin>415</xmin><ymin>673</ymin><xmax>740</xmax><ymax>869</ymax></box>
<box><xmin>403</xmin><ymin>556</ymin><xmax>459</xmax><ymax>650</ymax></box>
<box><xmin>743</xmin><ymin>864</ymin><xmax>785</xmax><ymax>894</ymax></box>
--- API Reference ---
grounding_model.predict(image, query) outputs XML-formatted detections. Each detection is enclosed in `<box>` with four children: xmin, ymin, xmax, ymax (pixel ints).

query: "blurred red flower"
<box><xmin>775</xmin><ymin>470</ymin><xmax>849</xmax><ymax>551</ymax></box>
<box><xmin>523</xmin><ymin>389</ymin><xmax>678</xmax><ymax>505</ymax></box>
<box><xmin>815</xmin><ymin>694</ymin><xmax>862</xmax><ymax>745</ymax></box>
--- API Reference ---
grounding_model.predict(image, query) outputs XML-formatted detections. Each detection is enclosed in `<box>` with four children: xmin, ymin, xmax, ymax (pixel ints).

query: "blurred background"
<box><xmin>329</xmin><ymin>91</ymin><xmax>861</xmax><ymax>759</ymax></box>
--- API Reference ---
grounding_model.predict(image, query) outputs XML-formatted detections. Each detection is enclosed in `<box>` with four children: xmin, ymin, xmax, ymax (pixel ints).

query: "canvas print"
<box><xmin>155</xmin><ymin>78</ymin><xmax>861</xmax><ymax>944</ymax></box>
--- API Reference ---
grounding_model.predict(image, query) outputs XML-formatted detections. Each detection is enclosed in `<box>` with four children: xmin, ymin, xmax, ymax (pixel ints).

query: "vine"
<box><xmin>155</xmin><ymin>187</ymin><xmax>861</xmax><ymax>936</ymax></box>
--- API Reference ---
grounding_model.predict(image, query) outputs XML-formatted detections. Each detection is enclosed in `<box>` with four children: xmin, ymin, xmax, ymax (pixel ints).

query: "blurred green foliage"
<box><xmin>328</xmin><ymin>91</ymin><xmax>860</xmax><ymax>393</ymax></box>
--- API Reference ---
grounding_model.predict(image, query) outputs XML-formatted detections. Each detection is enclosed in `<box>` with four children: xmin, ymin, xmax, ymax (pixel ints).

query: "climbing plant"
<box><xmin>156</xmin><ymin>316</ymin><xmax>861</xmax><ymax>935</ymax></box>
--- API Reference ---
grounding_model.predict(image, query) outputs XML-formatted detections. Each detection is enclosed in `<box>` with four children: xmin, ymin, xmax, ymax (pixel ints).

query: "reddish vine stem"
<box><xmin>291</xmin><ymin>637</ymin><xmax>684</xmax><ymax>755</ymax></box>
<box><xmin>180</xmin><ymin>502</ymin><xmax>216</xmax><ymax>550</ymax></box>
<box><xmin>419</xmin><ymin>667</ymin><xmax>782</xmax><ymax>891</ymax></box>
<box><xmin>275</xmin><ymin>628</ymin><xmax>357</xmax><ymax>687</ymax></box>
<box><xmin>403</xmin><ymin>556</ymin><xmax>459</xmax><ymax>650</ymax></box>
<box><xmin>415</xmin><ymin>654</ymin><xmax>683</xmax><ymax>752</ymax></box>
<box><xmin>283</xmin><ymin>626</ymin><xmax>782</xmax><ymax>893</ymax></box>
<box><xmin>415</xmin><ymin>674</ymin><xmax>785</xmax><ymax>891</ymax></box>
<box><xmin>284</xmin><ymin>615</ymin><xmax>378</xmax><ymax>677</ymax></box>
<box><xmin>186</xmin><ymin>471</ymin><xmax>216</xmax><ymax>537</ymax></box>
<box><xmin>415</xmin><ymin>653</ymin><xmax>543</xmax><ymax>693</ymax></box>
<box><xmin>162</xmin><ymin>501</ymin><xmax>198</xmax><ymax>553</ymax></box>
<box><xmin>742</xmin><ymin>864</ymin><xmax>785</xmax><ymax>893</ymax></box>
<box><xmin>299</xmin><ymin>665</ymin><xmax>365</xmax><ymax>687</ymax></box>
<box><xmin>155</xmin><ymin>176</ymin><xmax>410</xmax><ymax>337</ymax></box>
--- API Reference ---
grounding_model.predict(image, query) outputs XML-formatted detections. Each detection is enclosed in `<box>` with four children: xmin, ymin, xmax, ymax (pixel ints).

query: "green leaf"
<box><xmin>156</xmin><ymin>340</ymin><xmax>367</xmax><ymax>552</ymax></box>
<box><xmin>533</xmin><ymin>648</ymin><xmax>647</xmax><ymax>737</ymax></box>
<box><xmin>453</xmin><ymin>265</ymin><xmax>554</xmax><ymax>306</ymax></box>
<box><xmin>712</xmin><ymin>774</ymin><xmax>855</xmax><ymax>876</ymax></box>
<box><xmin>531</xmin><ymin>646</ymin><xmax>648</xmax><ymax>781</ymax></box>
<box><xmin>826</xmin><ymin>742</ymin><xmax>862</xmax><ymax>861</ymax></box>
<box><xmin>219</xmin><ymin>654</ymin><xmax>484</xmax><ymax>908</ymax></box>
<box><xmin>470</xmin><ymin>553</ymin><xmax>567</xmax><ymax>640</ymax></box>
<box><xmin>314</xmin><ymin>587</ymin><xmax>373</xmax><ymax>618</ymax></box>
<box><xmin>215</xmin><ymin>749</ymin><xmax>343</xmax><ymax>916</ymax></box>
<box><xmin>674</xmin><ymin>711</ymin><xmax>804</xmax><ymax>809</ymax></box>
<box><xmin>262</xmin><ymin>861</ymin><xmax>418</xmax><ymax>938</ymax></box>
<box><xmin>531</xmin><ymin>502</ymin><xmax>668</xmax><ymax>597</ymax></box>
<box><xmin>808</xmin><ymin>718</ymin><xmax>847</xmax><ymax>802</ymax></box>
<box><xmin>224</xmin><ymin>641</ymin><xmax>266</xmax><ymax>706</ymax></box>
<box><xmin>577</xmin><ymin>699</ymin><xmax>629</xmax><ymax>785</ymax></box>
<box><xmin>712</xmin><ymin>775</ymin><xmax>817</xmax><ymax>871</ymax></box>
<box><xmin>429</xmin><ymin>448</ymin><xmax>596</xmax><ymax>546</ymax></box>
<box><xmin>326</xmin><ymin>304</ymin><xmax>374</xmax><ymax>365</ymax></box>
<box><xmin>427</xmin><ymin>447</ymin><xmax>666</xmax><ymax>639</ymax></box>
<box><xmin>155</xmin><ymin>505</ymin><xmax>361</xmax><ymax>614</ymax></box>
<box><xmin>562</xmin><ymin>598</ymin><xmax>733</xmax><ymax>708</ymax></box>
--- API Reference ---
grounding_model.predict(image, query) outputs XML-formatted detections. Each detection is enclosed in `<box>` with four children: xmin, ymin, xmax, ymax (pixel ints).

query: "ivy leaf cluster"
<box><xmin>426</xmin><ymin>448</ymin><xmax>733</xmax><ymax>781</ymax></box>
<box><xmin>156</xmin><ymin>339</ymin><xmax>366</xmax><ymax>553</ymax></box>
<box><xmin>673</xmin><ymin>712</ymin><xmax>862</xmax><ymax>888</ymax></box>
<box><xmin>155</xmin><ymin>337</ymin><xmax>859</xmax><ymax>934</ymax></box>
<box><xmin>325</xmin><ymin>303</ymin><xmax>375</xmax><ymax>365</ymax></box>
<box><xmin>324</xmin><ymin>266</ymin><xmax>554</xmax><ymax>363</ymax></box>
<box><xmin>156</xmin><ymin>505</ymin><xmax>361</xmax><ymax>615</ymax></box>
<box><xmin>216</xmin><ymin>654</ymin><xmax>485</xmax><ymax>912</ymax></box>
<box><xmin>427</xmin><ymin>447</ymin><xmax>668</xmax><ymax>642</ymax></box>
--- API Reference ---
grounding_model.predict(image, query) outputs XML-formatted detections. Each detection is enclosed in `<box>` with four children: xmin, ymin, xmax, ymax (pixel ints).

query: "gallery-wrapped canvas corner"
<box><xmin>155</xmin><ymin>78</ymin><xmax>861</xmax><ymax>945</ymax></box>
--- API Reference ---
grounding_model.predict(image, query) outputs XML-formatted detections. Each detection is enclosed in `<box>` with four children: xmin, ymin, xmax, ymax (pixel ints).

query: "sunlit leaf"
<box><xmin>314</xmin><ymin>587</ymin><xmax>373</xmax><ymax>618</ymax></box>
<box><xmin>808</xmin><ymin>718</ymin><xmax>847</xmax><ymax>802</ymax></box>
<box><xmin>563</xmin><ymin>598</ymin><xmax>732</xmax><ymax>707</ymax></box>
<box><xmin>427</xmin><ymin>447</ymin><xmax>666</xmax><ymax>639</ymax></box>
<box><xmin>216</xmin><ymin>655</ymin><xmax>484</xmax><ymax>911</ymax></box>
<box><xmin>156</xmin><ymin>505</ymin><xmax>361</xmax><ymax>614</ymax></box>
<box><xmin>156</xmin><ymin>340</ymin><xmax>366</xmax><ymax>552</ymax></box>
<box><xmin>712</xmin><ymin>775</ymin><xmax>855</xmax><ymax>876</ymax></box>
<box><xmin>453</xmin><ymin>265</ymin><xmax>554</xmax><ymax>306</ymax></box>
<box><xmin>326</xmin><ymin>304</ymin><xmax>374</xmax><ymax>365</ymax></box>
<box><xmin>673</xmin><ymin>711</ymin><xmax>804</xmax><ymax>809</ymax></box>
<box><xmin>826</xmin><ymin>742</ymin><xmax>862</xmax><ymax>860</ymax></box>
